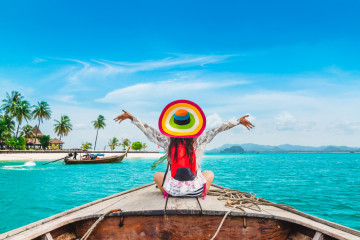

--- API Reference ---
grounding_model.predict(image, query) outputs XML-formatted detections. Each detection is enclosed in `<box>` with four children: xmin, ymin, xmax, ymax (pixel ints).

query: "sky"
<box><xmin>1</xmin><ymin>0</ymin><xmax>360</xmax><ymax>150</ymax></box>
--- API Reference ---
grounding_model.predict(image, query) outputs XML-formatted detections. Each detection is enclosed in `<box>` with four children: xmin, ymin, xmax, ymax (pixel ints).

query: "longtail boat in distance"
<box><xmin>64</xmin><ymin>147</ymin><xmax>130</xmax><ymax>165</ymax></box>
<box><xmin>1</xmin><ymin>182</ymin><xmax>359</xmax><ymax>240</ymax></box>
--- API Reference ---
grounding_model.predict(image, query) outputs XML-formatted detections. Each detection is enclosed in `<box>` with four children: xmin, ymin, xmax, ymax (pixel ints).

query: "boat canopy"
<box><xmin>89</xmin><ymin>154</ymin><xmax>105</xmax><ymax>157</ymax></box>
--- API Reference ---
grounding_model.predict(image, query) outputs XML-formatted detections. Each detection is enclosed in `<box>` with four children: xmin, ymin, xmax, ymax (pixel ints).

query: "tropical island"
<box><xmin>208</xmin><ymin>143</ymin><xmax>360</xmax><ymax>153</ymax></box>
<box><xmin>0</xmin><ymin>91</ymin><xmax>158</xmax><ymax>160</ymax></box>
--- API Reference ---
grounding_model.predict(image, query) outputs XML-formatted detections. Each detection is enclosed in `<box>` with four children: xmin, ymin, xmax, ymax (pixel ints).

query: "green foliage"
<box><xmin>33</xmin><ymin>101</ymin><xmax>52</xmax><ymax>123</ymax></box>
<box><xmin>1</xmin><ymin>130</ymin><xmax>12</xmax><ymax>143</ymax></box>
<box><xmin>92</xmin><ymin>115</ymin><xmax>106</xmax><ymax>130</ymax></box>
<box><xmin>131</xmin><ymin>141</ymin><xmax>143</xmax><ymax>151</ymax></box>
<box><xmin>1</xmin><ymin>91</ymin><xmax>23</xmax><ymax>117</ymax></box>
<box><xmin>0</xmin><ymin>115</ymin><xmax>15</xmax><ymax>133</ymax></box>
<box><xmin>1</xmin><ymin>92</ymin><xmax>33</xmax><ymax>138</ymax></box>
<box><xmin>81</xmin><ymin>142</ymin><xmax>92</xmax><ymax>150</ymax></box>
<box><xmin>21</xmin><ymin>124</ymin><xmax>34</xmax><ymax>138</ymax></box>
<box><xmin>33</xmin><ymin>101</ymin><xmax>51</xmax><ymax>137</ymax></box>
<box><xmin>5</xmin><ymin>136</ymin><xmax>26</xmax><ymax>150</ymax></box>
<box><xmin>54</xmin><ymin>115</ymin><xmax>73</xmax><ymax>139</ymax></box>
<box><xmin>5</xmin><ymin>137</ymin><xmax>16</xmax><ymax>149</ymax></box>
<box><xmin>49</xmin><ymin>143</ymin><xmax>60</xmax><ymax>150</ymax></box>
<box><xmin>38</xmin><ymin>135</ymin><xmax>51</xmax><ymax>149</ymax></box>
<box><xmin>108</xmin><ymin>137</ymin><xmax>120</xmax><ymax>151</ymax></box>
<box><xmin>121</xmin><ymin>138</ymin><xmax>131</xmax><ymax>150</ymax></box>
<box><xmin>14</xmin><ymin>100</ymin><xmax>33</xmax><ymax>137</ymax></box>
<box><xmin>0</xmin><ymin>115</ymin><xmax>15</xmax><ymax>146</ymax></box>
<box><xmin>92</xmin><ymin>115</ymin><xmax>106</xmax><ymax>150</ymax></box>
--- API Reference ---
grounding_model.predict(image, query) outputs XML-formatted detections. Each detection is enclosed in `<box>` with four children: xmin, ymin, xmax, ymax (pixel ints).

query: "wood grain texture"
<box><xmin>74</xmin><ymin>215</ymin><xmax>292</xmax><ymax>240</ymax></box>
<box><xmin>165</xmin><ymin>197</ymin><xmax>201</xmax><ymax>214</ymax></box>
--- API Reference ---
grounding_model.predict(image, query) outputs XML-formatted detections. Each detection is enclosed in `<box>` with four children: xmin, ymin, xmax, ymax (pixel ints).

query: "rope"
<box><xmin>80</xmin><ymin>209</ymin><xmax>122</xmax><ymax>240</ymax></box>
<box><xmin>210</xmin><ymin>210</ymin><xmax>232</xmax><ymax>240</ymax></box>
<box><xmin>208</xmin><ymin>187</ymin><xmax>360</xmax><ymax>238</ymax></box>
<box><xmin>208</xmin><ymin>188</ymin><xmax>294</xmax><ymax>212</ymax></box>
<box><xmin>207</xmin><ymin>188</ymin><xmax>294</xmax><ymax>240</ymax></box>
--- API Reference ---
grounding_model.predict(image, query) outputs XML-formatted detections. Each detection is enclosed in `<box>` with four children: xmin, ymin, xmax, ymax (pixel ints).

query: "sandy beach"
<box><xmin>0</xmin><ymin>152</ymin><xmax>164</xmax><ymax>161</ymax></box>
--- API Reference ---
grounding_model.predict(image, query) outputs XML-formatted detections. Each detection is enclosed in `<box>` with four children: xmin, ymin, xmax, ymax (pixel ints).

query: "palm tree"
<box><xmin>14</xmin><ymin>100</ymin><xmax>33</xmax><ymax>137</ymax></box>
<box><xmin>0</xmin><ymin>114</ymin><xmax>15</xmax><ymax>149</ymax></box>
<box><xmin>108</xmin><ymin>137</ymin><xmax>120</xmax><ymax>151</ymax></box>
<box><xmin>92</xmin><ymin>115</ymin><xmax>106</xmax><ymax>150</ymax></box>
<box><xmin>81</xmin><ymin>142</ymin><xmax>92</xmax><ymax>150</ymax></box>
<box><xmin>1</xmin><ymin>91</ymin><xmax>23</xmax><ymax>117</ymax></box>
<box><xmin>142</xmin><ymin>142</ymin><xmax>148</xmax><ymax>151</ymax></box>
<box><xmin>21</xmin><ymin>124</ymin><xmax>34</xmax><ymax>138</ymax></box>
<box><xmin>0</xmin><ymin>130</ymin><xmax>12</xmax><ymax>149</ymax></box>
<box><xmin>121</xmin><ymin>138</ymin><xmax>131</xmax><ymax>150</ymax></box>
<box><xmin>0</xmin><ymin>115</ymin><xmax>14</xmax><ymax>149</ymax></box>
<box><xmin>54</xmin><ymin>115</ymin><xmax>73</xmax><ymax>140</ymax></box>
<box><xmin>32</xmin><ymin>101</ymin><xmax>52</xmax><ymax>137</ymax></box>
<box><xmin>0</xmin><ymin>115</ymin><xmax>15</xmax><ymax>134</ymax></box>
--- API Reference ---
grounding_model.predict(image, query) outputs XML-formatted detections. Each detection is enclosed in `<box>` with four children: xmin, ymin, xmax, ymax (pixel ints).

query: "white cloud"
<box><xmin>96</xmin><ymin>79</ymin><xmax>248</xmax><ymax>104</ymax></box>
<box><xmin>98</xmin><ymin>54</ymin><xmax>233</xmax><ymax>72</ymax></box>
<box><xmin>245</xmin><ymin>113</ymin><xmax>256</xmax><ymax>122</ymax></box>
<box><xmin>330</xmin><ymin>121</ymin><xmax>360</xmax><ymax>134</ymax></box>
<box><xmin>0</xmin><ymin>78</ymin><xmax>34</xmax><ymax>97</ymax></box>
<box><xmin>206</xmin><ymin>113</ymin><xmax>223</xmax><ymax>128</ymax></box>
<box><xmin>4</xmin><ymin>59</ymin><xmax>360</xmax><ymax>149</ymax></box>
<box><xmin>275</xmin><ymin>112</ymin><xmax>297</xmax><ymax>131</ymax></box>
<box><xmin>33</xmin><ymin>57</ymin><xmax>47</xmax><ymax>64</ymax></box>
<box><xmin>51</xmin><ymin>95</ymin><xmax>78</xmax><ymax>104</ymax></box>
<box><xmin>53</xmin><ymin>54</ymin><xmax>234</xmax><ymax>84</ymax></box>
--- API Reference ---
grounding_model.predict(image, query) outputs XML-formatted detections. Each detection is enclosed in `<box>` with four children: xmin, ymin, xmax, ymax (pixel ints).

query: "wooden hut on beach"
<box><xmin>26</xmin><ymin>138</ymin><xmax>42</xmax><ymax>149</ymax></box>
<box><xmin>49</xmin><ymin>138</ymin><xmax>64</xmax><ymax>149</ymax></box>
<box><xmin>25</xmin><ymin>125</ymin><xmax>43</xmax><ymax>149</ymax></box>
<box><xmin>32</xmin><ymin>125</ymin><xmax>43</xmax><ymax>138</ymax></box>
<box><xmin>26</xmin><ymin>125</ymin><xmax>65</xmax><ymax>149</ymax></box>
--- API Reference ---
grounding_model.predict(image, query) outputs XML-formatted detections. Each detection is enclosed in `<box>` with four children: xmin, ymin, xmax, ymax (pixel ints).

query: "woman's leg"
<box><xmin>153</xmin><ymin>172</ymin><xmax>165</xmax><ymax>194</ymax></box>
<box><xmin>201</xmin><ymin>170</ymin><xmax>214</xmax><ymax>195</ymax></box>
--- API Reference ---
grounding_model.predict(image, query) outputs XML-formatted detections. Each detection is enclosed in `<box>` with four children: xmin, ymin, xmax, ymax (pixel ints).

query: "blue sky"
<box><xmin>1</xmin><ymin>0</ymin><xmax>360</xmax><ymax>149</ymax></box>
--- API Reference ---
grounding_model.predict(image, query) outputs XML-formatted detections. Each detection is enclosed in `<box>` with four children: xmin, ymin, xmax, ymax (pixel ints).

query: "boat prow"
<box><xmin>1</xmin><ymin>183</ymin><xmax>359</xmax><ymax>240</ymax></box>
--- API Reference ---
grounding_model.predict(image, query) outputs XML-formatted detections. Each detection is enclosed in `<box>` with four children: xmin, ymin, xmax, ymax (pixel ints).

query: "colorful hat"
<box><xmin>158</xmin><ymin>100</ymin><xmax>206</xmax><ymax>138</ymax></box>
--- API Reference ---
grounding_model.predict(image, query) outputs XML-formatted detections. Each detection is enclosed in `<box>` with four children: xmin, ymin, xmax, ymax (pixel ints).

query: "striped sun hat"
<box><xmin>158</xmin><ymin>100</ymin><xmax>206</xmax><ymax>138</ymax></box>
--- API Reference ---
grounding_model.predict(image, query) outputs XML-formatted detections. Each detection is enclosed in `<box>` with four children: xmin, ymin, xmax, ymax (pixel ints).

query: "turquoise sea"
<box><xmin>0</xmin><ymin>153</ymin><xmax>359</xmax><ymax>234</ymax></box>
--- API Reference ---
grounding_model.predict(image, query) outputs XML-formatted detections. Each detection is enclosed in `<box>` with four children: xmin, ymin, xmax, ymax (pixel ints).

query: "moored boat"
<box><xmin>1</xmin><ymin>183</ymin><xmax>359</xmax><ymax>240</ymax></box>
<box><xmin>64</xmin><ymin>147</ymin><xmax>130</xmax><ymax>165</ymax></box>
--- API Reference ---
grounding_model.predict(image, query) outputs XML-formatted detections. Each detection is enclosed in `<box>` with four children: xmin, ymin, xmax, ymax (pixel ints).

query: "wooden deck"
<box><xmin>1</xmin><ymin>183</ymin><xmax>359</xmax><ymax>240</ymax></box>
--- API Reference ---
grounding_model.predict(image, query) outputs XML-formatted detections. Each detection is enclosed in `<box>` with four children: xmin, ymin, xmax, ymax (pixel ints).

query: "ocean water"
<box><xmin>0</xmin><ymin>153</ymin><xmax>359</xmax><ymax>234</ymax></box>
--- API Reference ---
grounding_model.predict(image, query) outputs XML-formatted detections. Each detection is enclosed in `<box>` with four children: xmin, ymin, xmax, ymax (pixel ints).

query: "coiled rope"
<box><xmin>207</xmin><ymin>188</ymin><xmax>293</xmax><ymax>240</ymax></box>
<box><xmin>208</xmin><ymin>188</ymin><xmax>360</xmax><ymax>238</ymax></box>
<box><xmin>208</xmin><ymin>188</ymin><xmax>294</xmax><ymax>212</ymax></box>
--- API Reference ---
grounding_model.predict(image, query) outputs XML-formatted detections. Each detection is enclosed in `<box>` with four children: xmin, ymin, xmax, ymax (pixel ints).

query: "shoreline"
<box><xmin>0</xmin><ymin>152</ymin><xmax>164</xmax><ymax>161</ymax></box>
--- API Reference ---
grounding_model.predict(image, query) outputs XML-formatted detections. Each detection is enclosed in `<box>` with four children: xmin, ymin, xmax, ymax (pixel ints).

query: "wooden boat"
<box><xmin>1</xmin><ymin>183</ymin><xmax>359</xmax><ymax>240</ymax></box>
<box><xmin>64</xmin><ymin>147</ymin><xmax>130</xmax><ymax>165</ymax></box>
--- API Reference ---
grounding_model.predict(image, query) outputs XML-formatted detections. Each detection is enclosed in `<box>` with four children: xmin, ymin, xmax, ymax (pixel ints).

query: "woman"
<box><xmin>115</xmin><ymin>100</ymin><xmax>254</xmax><ymax>198</ymax></box>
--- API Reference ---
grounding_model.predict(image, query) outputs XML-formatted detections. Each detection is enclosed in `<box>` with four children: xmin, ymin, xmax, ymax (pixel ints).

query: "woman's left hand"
<box><xmin>240</xmin><ymin>115</ymin><xmax>254</xmax><ymax>130</ymax></box>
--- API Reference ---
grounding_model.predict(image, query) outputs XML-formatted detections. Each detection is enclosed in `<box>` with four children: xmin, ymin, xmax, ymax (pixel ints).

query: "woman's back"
<box><xmin>170</xmin><ymin>143</ymin><xmax>197</xmax><ymax>179</ymax></box>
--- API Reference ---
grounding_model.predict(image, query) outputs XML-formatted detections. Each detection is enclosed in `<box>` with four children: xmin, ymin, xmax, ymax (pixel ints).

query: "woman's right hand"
<box><xmin>239</xmin><ymin>115</ymin><xmax>254</xmax><ymax>130</ymax></box>
<box><xmin>114</xmin><ymin>110</ymin><xmax>134</xmax><ymax>124</ymax></box>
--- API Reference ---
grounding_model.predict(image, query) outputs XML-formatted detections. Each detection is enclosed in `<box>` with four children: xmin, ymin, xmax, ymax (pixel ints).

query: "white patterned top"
<box><xmin>131</xmin><ymin>117</ymin><xmax>241</xmax><ymax>167</ymax></box>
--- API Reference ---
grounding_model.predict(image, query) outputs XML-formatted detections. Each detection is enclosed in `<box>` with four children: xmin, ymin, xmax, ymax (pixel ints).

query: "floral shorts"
<box><xmin>163</xmin><ymin>170</ymin><xmax>206</xmax><ymax>197</ymax></box>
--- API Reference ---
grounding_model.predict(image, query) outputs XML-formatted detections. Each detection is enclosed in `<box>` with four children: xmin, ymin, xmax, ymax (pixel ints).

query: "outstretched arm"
<box><xmin>197</xmin><ymin>115</ymin><xmax>254</xmax><ymax>145</ymax></box>
<box><xmin>114</xmin><ymin>110</ymin><xmax>169</xmax><ymax>149</ymax></box>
